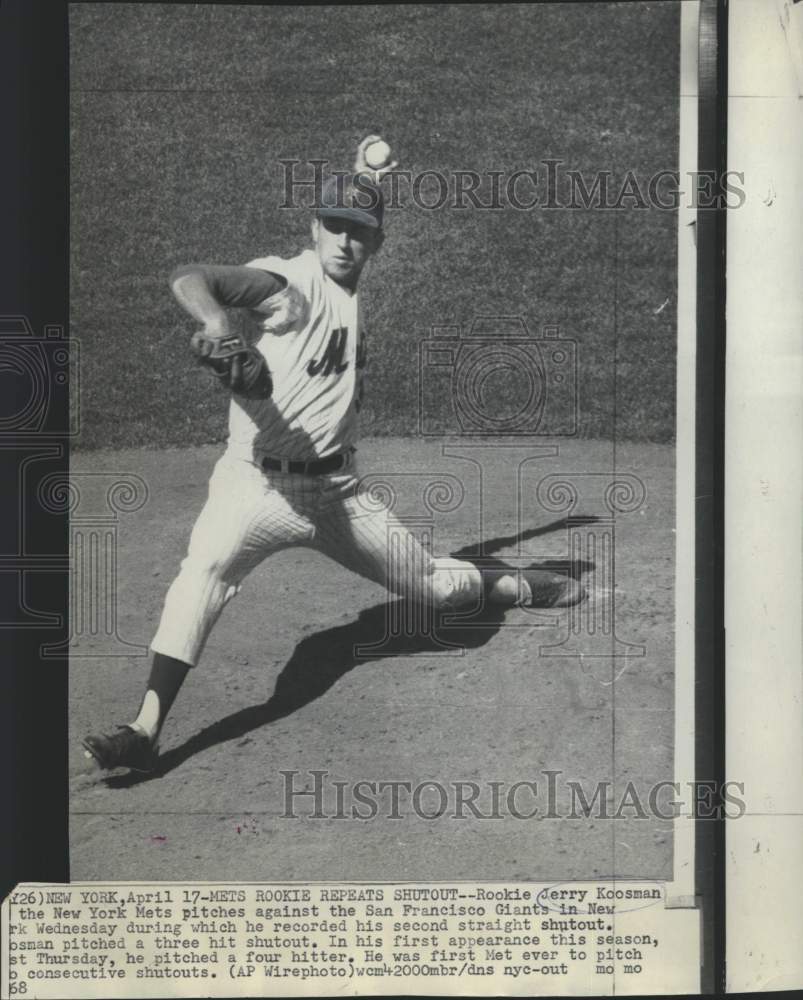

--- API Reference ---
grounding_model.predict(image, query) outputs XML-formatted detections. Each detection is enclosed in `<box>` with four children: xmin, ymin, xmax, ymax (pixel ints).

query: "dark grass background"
<box><xmin>70</xmin><ymin>2</ymin><xmax>679</xmax><ymax>450</ymax></box>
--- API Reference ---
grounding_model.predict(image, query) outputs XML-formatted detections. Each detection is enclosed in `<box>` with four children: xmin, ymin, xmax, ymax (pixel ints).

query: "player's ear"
<box><xmin>311</xmin><ymin>217</ymin><xmax>320</xmax><ymax>245</ymax></box>
<box><xmin>371</xmin><ymin>228</ymin><xmax>385</xmax><ymax>254</ymax></box>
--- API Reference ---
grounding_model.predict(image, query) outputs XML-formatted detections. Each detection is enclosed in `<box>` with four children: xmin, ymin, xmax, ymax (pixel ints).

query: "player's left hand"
<box><xmin>190</xmin><ymin>327</ymin><xmax>273</xmax><ymax>398</ymax></box>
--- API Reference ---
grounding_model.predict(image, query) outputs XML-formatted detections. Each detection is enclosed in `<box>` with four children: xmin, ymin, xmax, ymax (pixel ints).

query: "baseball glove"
<box><xmin>190</xmin><ymin>327</ymin><xmax>273</xmax><ymax>398</ymax></box>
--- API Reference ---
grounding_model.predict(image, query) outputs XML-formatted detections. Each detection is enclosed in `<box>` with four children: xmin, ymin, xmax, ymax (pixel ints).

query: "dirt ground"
<box><xmin>69</xmin><ymin>436</ymin><xmax>675</xmax><ymax>883</ymax></box>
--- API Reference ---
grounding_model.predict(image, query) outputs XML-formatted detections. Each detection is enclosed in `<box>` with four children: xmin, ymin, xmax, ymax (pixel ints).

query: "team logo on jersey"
<box><xmin>307</xmin><ymin>326</ymin><xmax>349</xmax><ymax>377</ymax></box>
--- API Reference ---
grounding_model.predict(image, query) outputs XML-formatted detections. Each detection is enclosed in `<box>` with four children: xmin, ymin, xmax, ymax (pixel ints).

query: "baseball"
<box><xmin>364</xmin><ymin>139</ymin><xmax>391</xmax><ymax>169</ymax></box>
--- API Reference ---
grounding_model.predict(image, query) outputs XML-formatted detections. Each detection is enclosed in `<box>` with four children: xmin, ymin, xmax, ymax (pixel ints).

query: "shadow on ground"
<box><xmin>105</xmin><ymin>516</ymin><xmax>597</xmax><ymax>788</ymax></box>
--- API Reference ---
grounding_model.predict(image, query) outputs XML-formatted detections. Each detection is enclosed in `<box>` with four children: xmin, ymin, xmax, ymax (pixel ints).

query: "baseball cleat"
<box><xmin>520</xmin><ymin>568</ymin><xmax>586</xmax><ymax>609</ymax></box>
<box><xmin>82</xmin><ymin>726</ymin><xmax>158</xmax><ymax>773</ymax></box>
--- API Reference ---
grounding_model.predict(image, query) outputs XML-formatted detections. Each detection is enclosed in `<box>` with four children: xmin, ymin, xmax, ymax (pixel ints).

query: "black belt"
<box><xmin>260</xmin><ymin>452</ymin><xmax>349</xmax><ymax>476</ymax></box>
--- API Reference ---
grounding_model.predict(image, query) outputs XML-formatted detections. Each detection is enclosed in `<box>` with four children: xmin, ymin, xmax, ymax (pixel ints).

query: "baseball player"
<box><xmin>83</xmin><ymin>137</ymin><xmax>585</xmax><ymax>774</ymax></box>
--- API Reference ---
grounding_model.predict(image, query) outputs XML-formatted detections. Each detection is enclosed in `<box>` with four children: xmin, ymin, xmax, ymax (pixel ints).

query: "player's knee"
<box><xmin>175</xmin><ymin>554</ymin><xmax>240</xmax><ymax>602</ymax></box>
<box><xmin>429</xmin><ymin>558</ymin><xmax>482</xmax><ymax>610</ymax></box>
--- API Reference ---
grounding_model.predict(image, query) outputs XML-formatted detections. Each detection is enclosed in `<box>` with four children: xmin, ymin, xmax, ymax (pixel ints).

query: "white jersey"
<box><xmin>225</xmin><ymin>249</ymin><xmax>367</xmax><ymax>463</ymax></box>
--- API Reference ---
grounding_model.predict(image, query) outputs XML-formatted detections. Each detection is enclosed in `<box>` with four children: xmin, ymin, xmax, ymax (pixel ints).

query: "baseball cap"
<box><xmin>317</xmin><ymin>172</ymin><xmax>384</xmax><ymax>229</ymax></box>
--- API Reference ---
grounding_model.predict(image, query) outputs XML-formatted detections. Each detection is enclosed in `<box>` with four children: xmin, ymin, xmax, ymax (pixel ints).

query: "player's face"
<box><xmin>312</xmin><ymin>216</ymin><xmax>382</xmax><ymax>289</ymax></box>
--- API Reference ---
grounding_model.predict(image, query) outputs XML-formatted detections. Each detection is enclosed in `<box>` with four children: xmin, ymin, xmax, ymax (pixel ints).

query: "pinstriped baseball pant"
<box><xmin>151</xmin><ymin>453</ymin><xmax>483</xmax><ymax>666</ymax></box>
